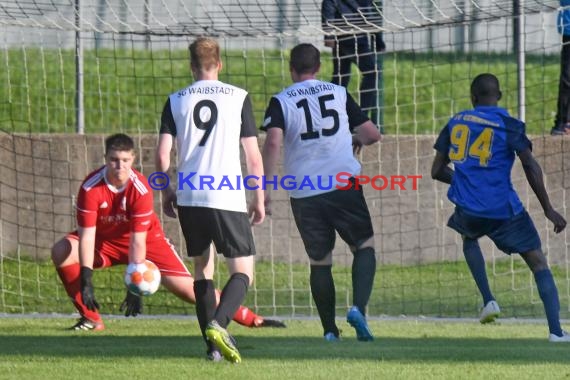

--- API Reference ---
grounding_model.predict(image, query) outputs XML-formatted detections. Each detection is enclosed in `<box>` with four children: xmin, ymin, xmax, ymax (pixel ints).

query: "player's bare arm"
<box><xmin>129</xmin><ymin>231</ymin><xmax>148</xmax><ymax>264</ymax></box>
<box><xmin>354</xmin><ymin>120</ymin><xmax>381</xmax><ymax>145</ymax></box>
<box><xmin>155</xmin><ymin>133</ymin><xmax>178</xmax><ymax>218</ymax></box>
<box><xmin>261</xmin><ymin>127</ymin><xmax>283</xmax><ymax>215</ymax></box>
<box><xmin>242</xmin><ymin>136</ymin><xmax>265</xmax><ymax>225</ymax></box>
<box><xmin>352</xmin><ymin>120</ymin><xmax>381</xmax><ymax>153</ymax></box>
<box><xmin>78</xmin><ymin>226</ymin><xmax>96</xmax><ymax>269</ymax></box>
<box><xmin>431</xmin><ymin>151</ymin><xmax>454</xmax><ymax>185</ymax></box>
<box><xmin>518</xmin><ymin>148</ymin><xmax>567</xmax><ymax>233</ymax></box>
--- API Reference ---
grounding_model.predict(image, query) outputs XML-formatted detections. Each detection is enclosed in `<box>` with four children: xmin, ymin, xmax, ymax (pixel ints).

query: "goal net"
<box><xmin>1</xmin><ymin>0</ymin><xmax>569</xmax><ymax>321</ymax></box>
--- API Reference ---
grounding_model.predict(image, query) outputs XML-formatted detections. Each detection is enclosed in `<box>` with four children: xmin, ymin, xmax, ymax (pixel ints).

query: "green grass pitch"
<box><xmin>0</xmin><ymin>317</ymin><xmax>569</xmax><ymax>380</ymax></box>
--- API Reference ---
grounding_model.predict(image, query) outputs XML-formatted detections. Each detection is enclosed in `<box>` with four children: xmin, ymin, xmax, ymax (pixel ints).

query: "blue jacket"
<box><xmin>558</xmin><ymin>0</ymin><xmax>570</xmax><ymax>35</ymax></box>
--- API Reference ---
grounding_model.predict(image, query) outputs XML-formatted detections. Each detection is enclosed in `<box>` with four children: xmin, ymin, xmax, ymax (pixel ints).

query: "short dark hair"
<box><xmin>470</xmin><ymin>73</ymin><xmax>501</xmax><ymax>99</ymax></box>
<box><xmin>105</xmin><ymin>133</ymin><xmax>135</xmax><ymax>155</ymax></box>
<box><xmin>290</xmin><ymin>43</ymin><xmax>320</xmax><ymax>75</ymax></box>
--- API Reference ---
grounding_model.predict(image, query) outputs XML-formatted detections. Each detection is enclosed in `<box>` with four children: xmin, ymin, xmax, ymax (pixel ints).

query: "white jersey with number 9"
<box><xmin>168</xmin><ymin>79</ymin><xmax>250</xmax><ymax>212</ymax></box>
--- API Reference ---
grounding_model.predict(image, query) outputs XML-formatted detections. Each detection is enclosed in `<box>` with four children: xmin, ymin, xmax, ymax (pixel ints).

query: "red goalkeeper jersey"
<box><xmin>76</xmin><ymin>166</ymin><xmax>162</xmax><ymax>243</ymax></box>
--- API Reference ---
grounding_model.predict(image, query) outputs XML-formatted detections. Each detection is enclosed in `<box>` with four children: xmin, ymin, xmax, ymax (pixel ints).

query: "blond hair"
<box><xmin>189</xmin><ymin>37</ymin><xmax>220</xmax><ymax>72</ymax></box>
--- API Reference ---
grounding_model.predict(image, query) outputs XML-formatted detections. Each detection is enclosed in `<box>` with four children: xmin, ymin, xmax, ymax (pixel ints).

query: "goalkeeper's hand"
<box><xmin>80</xmin><ymin>267</ymin><xmax>100</xmax><ymax>311</ymax></box>
<box><xmin>119</xmin><ymin>291</ymin><xmax>143</xmax><ymax>317</ymax></box>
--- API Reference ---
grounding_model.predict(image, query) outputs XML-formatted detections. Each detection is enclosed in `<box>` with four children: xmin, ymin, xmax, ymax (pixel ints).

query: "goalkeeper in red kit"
<box><xmin>51</xmin><ymin>133</ymin><xmax>285</xmax><ymax>331</ymax></box>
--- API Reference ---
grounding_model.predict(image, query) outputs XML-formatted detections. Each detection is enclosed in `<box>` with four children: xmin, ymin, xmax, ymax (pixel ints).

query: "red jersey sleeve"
<box><xmin>76</xmin><ymin>184</ymin><xmax>100</xmax><ymax>228</ymax></box>
<box><xmin>129</xmin><ymin>175</ymin><xmax>155</xmax><ymax>233</ymax></box>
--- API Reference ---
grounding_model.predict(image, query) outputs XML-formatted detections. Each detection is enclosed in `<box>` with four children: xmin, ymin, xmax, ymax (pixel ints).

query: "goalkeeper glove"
<box><xmin>120</xmin><ymin>291</ymin><xmax>143</xmax><ymax>317</ymax></box>
<box><xmin>80</xmin><ymin>266</ymin><xmax>100</xmax><ymax>311</ymax></box>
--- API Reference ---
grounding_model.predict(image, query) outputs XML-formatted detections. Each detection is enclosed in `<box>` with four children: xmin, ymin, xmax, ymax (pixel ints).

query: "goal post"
<box><xmin>0</xmin><ymin>0</ymin><xmax>568</xmax><ymax>320</ymax></box>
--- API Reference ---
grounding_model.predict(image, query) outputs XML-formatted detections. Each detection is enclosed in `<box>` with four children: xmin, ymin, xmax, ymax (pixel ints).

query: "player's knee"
<box><xmin>532</xmin><ymin>262</ymin><xmax>549</xmax><ymax>273</ymax></box>
<box><xmin>462</xmin><ymin>236</ymin><xmax>478</xmax><ymax>247</ymax></box>
<box><xmin>231</xmin><ymin>272</ymin><xmax>251</xmax><ymax>288</ymax></box>
<box><xmin>521</xmin><ymin>249</ymin><xmax>549</xmax><ymax>273</ymax></box>
<box><xmin>51</xmin><ymin>238</ymin><xmax>71</xmax><ymax>265</ymax></box>
<box><xmin>309</xmin><ymin>251</ymin><xmax>332</xmax><ymax>264</ymax></box>
<box><xmin>50</xmin><ymin>244</ymin><xmax>59</xmax><ymax>263</ymax></box>
<box><xmin>354</xmin><ymin>236</ymin><xmax>374</xmax><ymax>252</ymax></box>
<box><xmin>354</xmin><ymin>246</ymin><xmax>375</xmax><ymax>258</ymax></box>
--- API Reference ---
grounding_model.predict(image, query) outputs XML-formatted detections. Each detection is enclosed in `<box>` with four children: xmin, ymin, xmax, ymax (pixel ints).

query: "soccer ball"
<box><xmin>124</xmin><ymin>260</ymin><xmax>161</xmax><ymax>296</ymax></box>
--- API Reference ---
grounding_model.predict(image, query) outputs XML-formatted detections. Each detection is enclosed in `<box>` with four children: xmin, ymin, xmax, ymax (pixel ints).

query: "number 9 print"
<box><xmin>194</xmin><ymin>99</ymin><xmax>218</xmax><ymax>146</ymax></box>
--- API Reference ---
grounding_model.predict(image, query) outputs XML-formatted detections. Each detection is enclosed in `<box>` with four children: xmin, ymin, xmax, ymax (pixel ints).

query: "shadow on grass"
<box><xmin>1</xmin><ymin>334</ymin><xmax>569</xmax><ymax>364</ymax></box>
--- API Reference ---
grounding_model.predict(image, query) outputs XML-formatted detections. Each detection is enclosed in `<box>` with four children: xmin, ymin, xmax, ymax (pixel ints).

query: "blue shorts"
<box><xmin>447</xmin><ymin>207</ymin><xmax>541</xmax><ymax>254</ymax></box>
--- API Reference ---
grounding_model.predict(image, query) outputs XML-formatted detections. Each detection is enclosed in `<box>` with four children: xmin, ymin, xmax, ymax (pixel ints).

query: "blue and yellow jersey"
<box><xmin>434</xmin><ymin>106</ymin><xmax>532</xmax><ymax>219</ymax></box>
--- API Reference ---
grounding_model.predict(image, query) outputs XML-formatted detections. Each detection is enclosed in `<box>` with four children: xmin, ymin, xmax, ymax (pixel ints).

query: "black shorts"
<box><xmin>177</xmin><ymin>206</ymin><xmax>256</xmax><ymax>258</ymax></box>
<box><xmin>290</xmin><ymin>187</ymin><xmax>374</xmax><ymax>261</ymax></box>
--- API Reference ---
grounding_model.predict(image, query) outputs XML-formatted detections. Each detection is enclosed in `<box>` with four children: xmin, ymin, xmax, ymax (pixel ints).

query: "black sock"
<box><xmin>310</xmin><ymin>265</ymin><xmax>338</xmax><ymax>336</ymax></box>
<box><xmin>214</xmin><ymin>273</ymin><xmax>250</xmax><ymax>329</ymax></box>
<box><xmin>194</xmin><ymin>279</ymin><xmax>216</xmax><ymax>349</ymax></box>
<box><xmin>352</xmin><ymin>247</ymin><xmax>376</xmax><ymax>314</ymax></box>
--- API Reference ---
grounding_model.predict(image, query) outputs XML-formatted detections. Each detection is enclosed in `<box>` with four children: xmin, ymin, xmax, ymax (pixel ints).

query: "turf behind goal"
<box><xmin>1</xmin><ymin>0</ymin><xmax>569</xmax><ymax>320</ymax></box>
